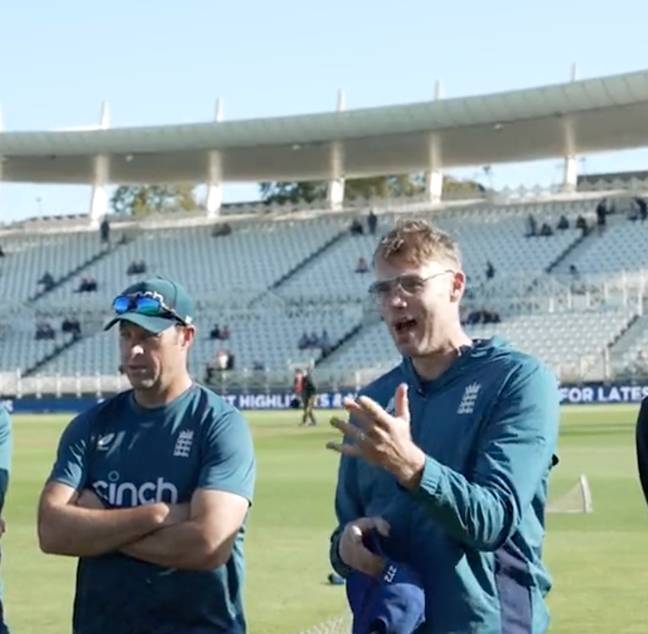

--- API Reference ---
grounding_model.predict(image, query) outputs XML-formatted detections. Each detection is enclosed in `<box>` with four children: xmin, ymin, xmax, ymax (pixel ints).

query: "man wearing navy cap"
<box><xmin>328</xmin><ymin>220</ymin><xmax>559</xmax><ymax>633</ymax></box>
<box><xmin>38</xmin><ymin>276</ymin><xmax>256</xmax><ymax>633</ymax></box>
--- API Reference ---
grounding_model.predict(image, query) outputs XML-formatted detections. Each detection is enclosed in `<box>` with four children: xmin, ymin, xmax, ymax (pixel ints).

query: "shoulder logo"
<box><xmin>457</xmin><ymin>382</ymin><xmax>481</xmax><ymax>415</ymax></box>
<box><xmin>173</xmin><ymin>430</ymin><xmax>194</xmax><ymax>458</ymax></box>
<box><xmin>96</xmin><ymin>433</ymin><xmax>115</xmax><ymax>451</ymax></box>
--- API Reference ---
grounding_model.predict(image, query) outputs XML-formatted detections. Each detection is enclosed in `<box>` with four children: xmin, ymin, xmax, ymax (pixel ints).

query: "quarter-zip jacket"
<box><xmin>330</xmin><ymin>337</ymin><xmax>559</xmax><ymax>634</ymax></box>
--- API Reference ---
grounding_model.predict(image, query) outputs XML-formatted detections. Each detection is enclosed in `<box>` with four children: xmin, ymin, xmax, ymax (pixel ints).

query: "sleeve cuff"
<box><xmin>329</xmin><ymin>528</ymin><xmax>354</xmax><ymax>578</ymax></box>
<box><xmin>413</xmin><ymin>455</ymin><xmax>443</xmax><ymax>500</ymax></box>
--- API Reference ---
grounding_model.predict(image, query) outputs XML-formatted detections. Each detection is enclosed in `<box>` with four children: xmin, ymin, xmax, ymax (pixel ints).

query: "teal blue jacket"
<box><xmin>331</xmin><ymin>338</ymin><xmax>559</xmax><ymax>634</ymax></box>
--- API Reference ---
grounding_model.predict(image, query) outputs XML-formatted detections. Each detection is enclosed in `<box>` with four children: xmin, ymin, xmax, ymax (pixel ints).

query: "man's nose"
<box><xmin>129</xmin><ymin>344</ymin><xmax>144</xmax><ymax>357</ymax></box>
<box><xmin>387</xmin><ymin>289</ymin><xmax>408</xmax><ymax>308</ymax></box>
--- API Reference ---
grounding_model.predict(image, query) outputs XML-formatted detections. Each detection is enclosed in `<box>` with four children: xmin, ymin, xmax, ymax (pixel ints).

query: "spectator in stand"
<box><xmin>485</xmin><ymin>260</ymin><xmax>495</xmax><ymax>280</ymax></box>
<box><xmin>298</xmin><ymin>331</ymin><xmax>310</xmax><ymax>350</ymax></box>
<box><xmin>252</xmin><ymin>360</ymin><xmax>265</xmax><ymax>372</ymax></box>
<box><xmin>226</xmin><ymin>350</ymin><xmax>235</xmax><ymax>371</ymax></box>
<box><xmin>35</xmin><ymin>320</ymin><xmax>55</xmax><ymax>340</ymax></box>
<box><xmin>355</xmin><ymin>257</ymin><xmax>369</xmax><ymax>274</ymax></box>
<box><xmin>525</xmin><ymin>214</ymin><xmax>537</xmax><ymax>238</ymax></box>
<box><xmin>215</xmin><ymin>349</ymin><xmax>229</xmax><ymax>371</ymax></box>
<box><xmin>220</xmin><ymin>325</ymin><xmax>231</xmax><ymax>340</ymax></box>
<box><xmin>0</xmin><ymin>245</ymin><xmax>5</xmax><ymax>258</ymax></box>
<box><xmin>210</xmin><ymin>324</ymin><xmax>222</xmax><ymax>340</ymax></box>
<box><xmin>367</xmin><ymin>210</ymin><xmax>378</xmax><ymax>235</ymax></box>
<box><xmin>575</xmin><ymin>214</ymin><xmax>588</xmax><ymax>236</ymax></box>
<box><xmin>309</xmin><ymin>331</ymin><xmax>320</xmax><ymax>348</ymax></box>
<box><xmin>77</xmin><ymin>276</ymin><xmax>98</xmax><ymax>293</ymax></box>
<box><xmin>99</xmin><ymin>216</ymin><xmax>110</xmax><ymax>246</ymax></box>
<box><xmin>596</xmin><ymin>198</ymin><xmax>608</xmax><ymax>235</ymax></box>
<box><xmin>637</xmin><ymin>196</ymin><xmax>648</xmax><ymax>222</ymax></box>
<box><xmin>569</xmin><ymin>264</ymin><xmax>580</xmax><ymax>279</ymax></box>
<box><xmin>539</xmin><ymin>222</ymin><xmax>554</xmax><ymax>237</ymax></box>
<box><xmin>61</xmin><ymin>317</ymin><xmax>82</xmax><ymax>339</ymax></box>
<box><xmin>38</xmin><ymin>272</ymin><xmax>55</xmax><ymax>291</ymax></box>
<box><xmin>320</xmin><ymin>329</ymin><xmax>332</xmax><ymax>355</ymax></box>
<box><xmin>212</xmin><ymin>223</ymin><xmax>233</xmax><ymax>238</ymax></box>
<box><xmin>127</xmin><ymin>260</ymin><xmax>147</xmax><ymax>275</ymax></box>
<box><xmin>349</xmin><ymin>218</ymin><xmax>364</xmax><ymax>236</ymax></box>
<box><xmin>556</xmin><ymin>215</ymin><xmax>569</xmax><ymax>230</ymax></box>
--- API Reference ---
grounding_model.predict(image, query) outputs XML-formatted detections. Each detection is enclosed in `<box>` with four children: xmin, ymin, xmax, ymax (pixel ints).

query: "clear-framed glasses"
<box><xmin>368</xmin><ymin>270</ymin><xmax>455</xmax><ymax>303</ymax></box>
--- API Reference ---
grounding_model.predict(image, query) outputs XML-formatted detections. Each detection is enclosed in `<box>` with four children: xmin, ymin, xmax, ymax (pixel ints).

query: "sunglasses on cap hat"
<box><xmin>112</xmin><ymin>291</ymin><xmax>190</xmax><ymax>326</ymax></box>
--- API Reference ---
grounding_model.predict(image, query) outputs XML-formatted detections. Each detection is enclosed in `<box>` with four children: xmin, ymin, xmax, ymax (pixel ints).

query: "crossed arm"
<box><xmin>38</xmin><ymin>482</ymin><xmax>249</xmax><ymax>571</ymax></box>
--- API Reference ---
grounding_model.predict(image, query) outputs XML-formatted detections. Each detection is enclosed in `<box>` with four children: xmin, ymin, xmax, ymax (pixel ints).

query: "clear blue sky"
<box><xmin>2</xmin><ymin>0</ymin><xmax>648</xmax><ymax>222</ymax></box>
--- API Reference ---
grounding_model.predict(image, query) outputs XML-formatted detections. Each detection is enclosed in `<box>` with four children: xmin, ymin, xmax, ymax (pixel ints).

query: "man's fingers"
<box><xmin>394</xmin><ymin>383</ymin><xmax>410</xmax><ymax>423</ymax></box>
<box><xmin>344</xmin><ymin>395</ymin><xmax>392</xmax><ymax>429</ymax></box>
<box><xmin>326</xmin><ymin>441</ymin><xmax>361</xmax><ymax>457</ymax></box>
<box><xmin>329</xmin><ymin>417</ymin><xmax>367</xmax><ymax>443</ymax></box>
<box><xmin>349</xmin><ymin>524</ymin><xmax>363</xmax><ymax>543</ymax></box>
<box><xmin>353</xmin><ymin>549</ymin><xmax>385</xmax><ymax>578</ymax></box>
<box><xmin>341</xmin><ymin>521</ymin><xmax>388</xmax><ymax>577</ymax></box>
<box><xmin>353</xmin><ymin>516</ymin><xmax>391</xmax><ymax>535</ymax></box>
<box><xmin>373</xmin><ymin>517</ymin><xmax>391</xmax><ymax>537</ymax></box>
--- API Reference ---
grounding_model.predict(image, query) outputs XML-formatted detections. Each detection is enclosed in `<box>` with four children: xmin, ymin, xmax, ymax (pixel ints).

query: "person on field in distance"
<box><xmin>327</xmin><ymin>219</ymin><xmax>559</xmax><ymax>633</ymax></box>
<box><xmin>37</xmin><ymin>276</ymin><xmax>256</xmax><ymax>634</ymax></box>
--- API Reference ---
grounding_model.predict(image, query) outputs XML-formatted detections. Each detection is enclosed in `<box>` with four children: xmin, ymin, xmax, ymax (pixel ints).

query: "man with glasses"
<box><xmin>38</xmin><ymin>276</ymin><xmax>255</xmax><ymax>634</ymax></box>
<box><xmin>327</xmin><ymin>220</ymin><xmax>559</xmax><ymax>633</ymax></box>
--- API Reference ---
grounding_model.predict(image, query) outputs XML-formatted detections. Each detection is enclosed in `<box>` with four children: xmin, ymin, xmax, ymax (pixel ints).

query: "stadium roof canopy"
<box><xmin>3</xmin><ymin>69</ymin><xmax>648</xmax><ymax>184</ymax></box>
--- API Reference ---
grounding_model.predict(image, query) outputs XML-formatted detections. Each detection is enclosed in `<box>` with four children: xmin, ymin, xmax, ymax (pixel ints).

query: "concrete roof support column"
<box><xmin>89</xmin><ymin>101</ymin><xmax>111</xmax><ymax>227</ymax></box>
<box><xmin>563</xmin><ymin>155</ymin><xmax>578</xmax><ymax>193</ymax></box>
<box><xmin>425</xmin><ymin>169</ymin><xmax>443</xmax><ymax>205</ymax></box>
<box><xmin>562</xmin><ymin>65</ymin><xmax>578</xmax><ymax>193</ymax></box>
<box><xmin>206</xmin><ymin>98</ymin><xmax>224</xmax><ymax>218</ymax></box>
<box><xmin>424</xmin><ymin>83</ymin><xmax>444</xmax><ymax>206</ymax></box>
<box><xmin>327</xmin><ymin>89</ymin><xmax>346</xmax><ymax>211</ymax></box>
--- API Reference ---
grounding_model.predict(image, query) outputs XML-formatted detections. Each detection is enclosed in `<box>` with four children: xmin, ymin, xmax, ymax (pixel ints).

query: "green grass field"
<box><xmin>3</xmin><ymin>405</ymin><xmax>648</xmax><ymax>633</ymax></box>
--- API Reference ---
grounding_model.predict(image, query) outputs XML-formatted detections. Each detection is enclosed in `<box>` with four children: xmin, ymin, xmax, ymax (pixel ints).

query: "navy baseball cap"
<box><xmin>104</xmin><ymin>276</ymin><xmax>194</xmax><ymax>334</ymax></box>
<box><xmin>346</xmin><ymin>532</ymin><xmax>426</xmax><ymax>634</ymax></box>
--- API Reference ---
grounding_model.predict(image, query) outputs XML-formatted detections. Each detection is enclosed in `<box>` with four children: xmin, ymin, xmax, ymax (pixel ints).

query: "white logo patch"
<box><xmin>384</xmin><ymin>396</ymin><xmax>396</xmax><ymax>415</ymax></box>
<box><xmin>173</xmin><ymin>430</ymin><xmax>194</xmax><ymax>458</ymax></box>
<box><xmin>457</xmin><ymin>382</ymin><xmax>481</xmax><ymax>415</ymax></box>
<box><xmin>93</xmin><ymin>476</ymin><xmax>178</xmax><ymax>506</ymax></box>
<box><xmin>384</xmin><ymin>564</ymin><xmax>398</xmax><ymax>584</ymax></box>
<box><xmin>96</xmin><ymin>433</ymin><xmax>115</xmax><ymax>451</ymax></box>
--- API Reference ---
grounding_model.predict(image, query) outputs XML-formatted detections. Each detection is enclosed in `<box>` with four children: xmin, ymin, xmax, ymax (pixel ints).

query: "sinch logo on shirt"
<box><xmin>92</xmin><ymin>474</ymin><xmax>179</xmax><ymax>507</ymax></box>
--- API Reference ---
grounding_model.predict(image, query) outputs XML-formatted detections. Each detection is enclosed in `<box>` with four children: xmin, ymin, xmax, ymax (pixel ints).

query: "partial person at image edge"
<box><xmin>0</xmin><ymin>405</ymin><xmax>11</xmax><ymax>634</ymax></box>
<box><xmin>635</xmin><ymin>398</ymin><xmax>648</xmax><ymax>506</ymax></box>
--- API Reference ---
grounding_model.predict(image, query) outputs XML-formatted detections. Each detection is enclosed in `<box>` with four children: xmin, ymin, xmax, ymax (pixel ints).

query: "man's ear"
<box><xmin>451</xmin><ymin>270</ymin><xmax>465</xmax><ymax>302</ymax></box>
<box><xmin>180</xmin><ymin>325</ymin><xmax>196</xmax><ymax>347</ymax></box>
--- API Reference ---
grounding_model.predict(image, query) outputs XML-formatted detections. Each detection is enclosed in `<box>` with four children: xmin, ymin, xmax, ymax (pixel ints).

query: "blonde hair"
<box><xmin>374</xmin><ymin>218</ymin><xmax>462</xmax><ymax>268</ymax></box>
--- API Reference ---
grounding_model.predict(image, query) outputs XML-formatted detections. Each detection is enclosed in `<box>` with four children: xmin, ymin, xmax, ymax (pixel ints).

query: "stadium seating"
<box><xmin>0</xmin><ymin>196</ymin><xmax>642</xmax><ymax>387</ymax></box>
<box><xmin>278</xmin><ymin>212</ymin><xmax>582</xmax><ymax>302</ymax></box>
<box><xmin>317</xmin><ymin>309</ymin><xmax>635</xmax><ymax>383</ymax></box>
